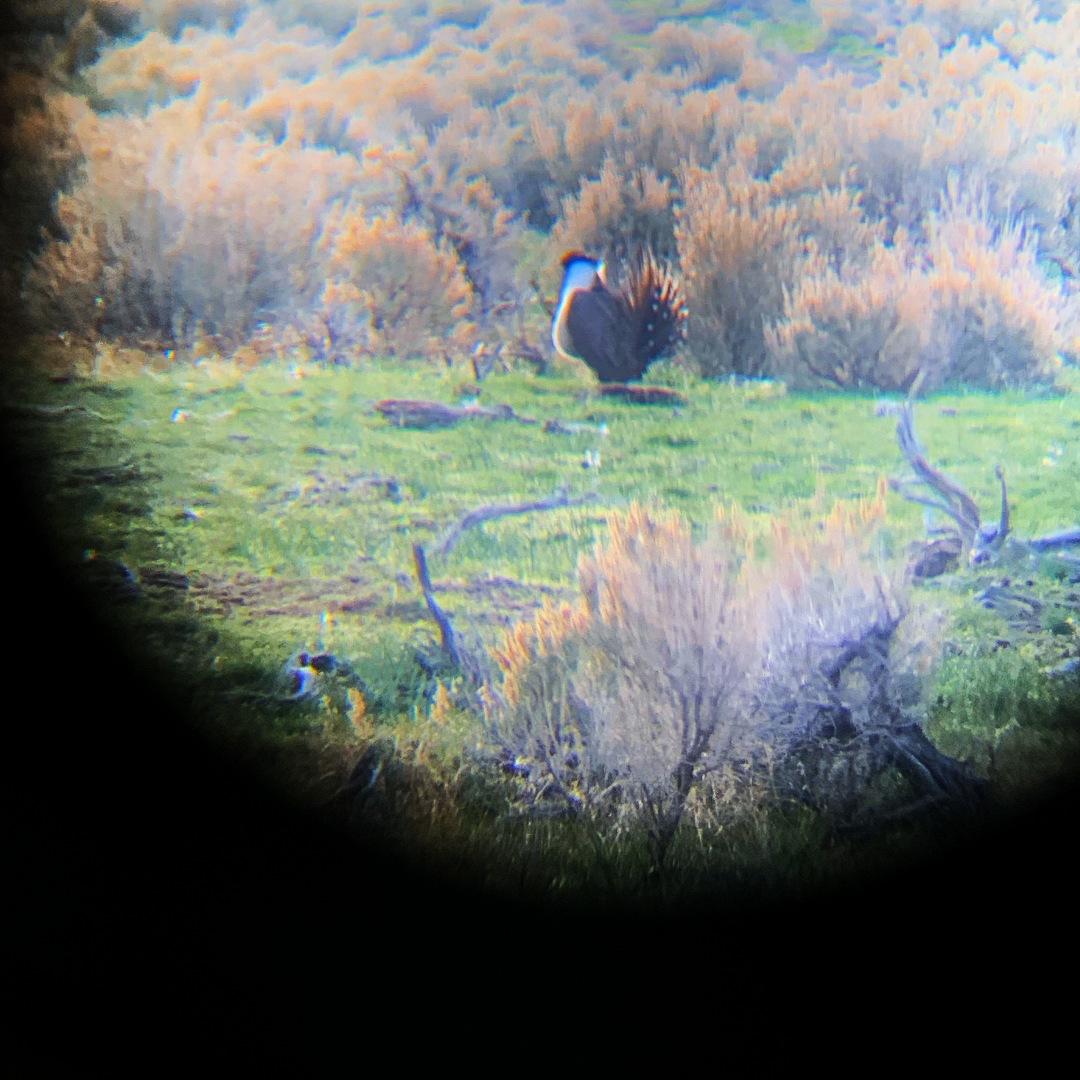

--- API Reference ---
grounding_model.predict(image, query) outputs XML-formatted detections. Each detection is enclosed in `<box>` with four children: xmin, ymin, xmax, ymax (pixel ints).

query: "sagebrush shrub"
<box><xmin>766</xmin><ymin>175</ymin><xmax>1068</xmax><ymax>390</ymax></box>
<box><xmin>765</xmin><ymin>233</ymin><xmax>929</xmax><ymax>391</ymax></box>
<box><xmin>0</xmin><ymin>65</ymin><xmax>82</xmax><ymax>320</ymax></box>
<box><xmin>918</xmin><ymin>177</ymin><xmax>1065</xmax><ymax>388</ymax></box>
<box><xmin>321</xmin><ymin>209</ymin><xmax>476</xmax><ymax>360</ymax></box>
<box><xmin>548</xmin><ymin>156</ymin><xmax>679</xmax><ymax>271</ymax></box>
<box><xmin>23</xmin><ymin>93</ymin><xmax>365</xmax><ymax>343</ymax></box>
<box><xmin>676</xmin><ymin>161</ymin><xmax>805</xmax><ymax>378</ymax></box>
<box><xmin>483</xmin><ymin>490</ymin><xmax>903</xmax><ymax>861</ymax></box>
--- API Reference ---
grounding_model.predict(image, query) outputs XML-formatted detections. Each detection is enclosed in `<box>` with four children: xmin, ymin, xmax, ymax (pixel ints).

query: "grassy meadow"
<box><xmin>7</xmin><ymin>348</ymin><xmax>1079</xmax><ymax>907</ymax></box>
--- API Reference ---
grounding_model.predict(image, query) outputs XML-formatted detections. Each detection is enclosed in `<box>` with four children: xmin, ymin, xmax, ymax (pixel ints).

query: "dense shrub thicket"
<box><xmin>9</xmin><ymin>0</ymin><xmax>1080</xmax><ymax>388</ymax></box>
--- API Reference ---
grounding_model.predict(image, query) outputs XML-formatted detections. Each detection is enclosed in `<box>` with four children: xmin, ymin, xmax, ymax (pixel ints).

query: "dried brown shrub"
<box><xmin>809</xmin><ymin>0</ymin><xmax>883</xmax><ymax>41</ymax></box>
<box><xmin>648</xmin><ymin>19</ymin><xmax>755</xmax><ymax>89</ymax></box>
<box><xmin>21</xmin><ymin>99</ymin><xmax>173</xmax><ymax>337</ymax></box>
<box><xmin>676</xmin><ymin>161</ymin><xmax>805</xmax><ymax>378</ymax></box>
<box><xmin>483</xmin><ymin>489</ymin><xmax>901</xmax><ymax>859</ymax></box>
<box><xmin>1</xmin><ymin>73</ymin><xmax>83</xmax><ymax>320</ymax></box>
<box><xmin>548</xmin><ymin>156</ymin><xmax>679</xmax><ymax>272</ymax></box>
<box><xmin>482</xmin><ymin>505</ymin><xmax>755</xmax><ymax>847</ymax></box>
<box><xmin>918</xmin><ymin>178</ymin><xmax>1066</xmax><ymax>388</ymax></box>
<box><xmin>15</xmin><ymin>0</ymin><xmax>1080</xmax><ymax>384</ymax></box>
<box><xmin>914</xmin><ymin>0</ymin><xmax>1036</xmax><ymax>45</ymax></box>
<box><xmin>529</xmin><ymin>92</ymin><xmax>616</xmax><ymax>201</ymax></box>
<box><xmin>21</xmin><ymin>189</ymin><xmax>108</xmax><ymax>336</ymax></box>
<box><xmin>393</xmin><ymin>161</ymin><xmax>522</xmax><ymax>319</ymax></box>
<box><xmin>24</xmin><ymin>89</ymin><xmax>366</xmax><ymax>343</ymax></box>
<box><xmin>748</xmin><ymin>66</ymin><xmax>855</xmax><ymax>197</ymax></box>
<box><xmin>794</xmin><ymin>180</ymin><xmax>885</xmax><ymax>275</ymax></box>
<box><xmin>767</xmin><ymin>177</ymin><xmax>1067</xmax><ymax>390</ymax></box>
<box><xmin>765</xmin><ymin>231</ymin><xmax>929</xmax><ymax>391</ymax></box>
<box><xmin>320</xmin><ymin>209</ymin><xmax>476</xmax><ymax>361</ymax></box>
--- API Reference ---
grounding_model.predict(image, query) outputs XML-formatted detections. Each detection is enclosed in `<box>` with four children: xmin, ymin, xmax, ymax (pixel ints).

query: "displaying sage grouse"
<box><xmin>551</xmin><ymin>249</ymin><xmax>688</xmax><ymax>383</ymax></box>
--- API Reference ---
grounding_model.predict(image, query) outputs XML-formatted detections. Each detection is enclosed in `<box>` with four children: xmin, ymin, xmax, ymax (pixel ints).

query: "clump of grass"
<box><xmin>928</xmin><ymin>647</ymin><xmax>1080</xmax><ymax>772</ymax></box>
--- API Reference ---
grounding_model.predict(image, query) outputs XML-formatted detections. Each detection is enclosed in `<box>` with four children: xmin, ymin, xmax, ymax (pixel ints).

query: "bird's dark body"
<box><xmin>553</xmin><ymin>249</ymin><xmax>687</xmax><ymax>383</ymax></box>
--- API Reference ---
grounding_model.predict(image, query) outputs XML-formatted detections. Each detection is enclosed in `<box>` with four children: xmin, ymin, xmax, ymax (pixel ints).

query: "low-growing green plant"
<box><xmin>929</xmin><ymin>647</ymin><xmax>1079</xmax><ymax>755</ymax></box>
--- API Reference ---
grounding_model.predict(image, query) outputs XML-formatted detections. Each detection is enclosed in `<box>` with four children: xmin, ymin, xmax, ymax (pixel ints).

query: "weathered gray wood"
<box><xmin>411</xmin><ymin>543</ymin><xmax>461</xmax><ymax>669</ymax></box>
<box><xmin>375</xmin><ymin>398</ymin><xmax>537</xmax><ymax>429</ymax></box>
<box><xmin>433</xmin><ymin>488</ymin><xmax>601</xmax><ymax>556</ymax></box>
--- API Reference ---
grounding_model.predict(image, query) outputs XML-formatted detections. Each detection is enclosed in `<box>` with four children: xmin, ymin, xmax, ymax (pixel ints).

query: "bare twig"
<box><xmin>433</xmin><ymin>488</ymin><xmax>602</xmax><ymax>556</ymax></box>
<box><xmin>411</xmin><ymin>543</ymin><xmax>461</xmax><ymax>669</ymax></box>
<box><xmin>529</xmin><ymin>275</ymin><xmax>556</xmax><ymax>318</ymax></box>
<box><xmin>993</xmin><ymin>464</ymin><xmax>1009</xmax><ymax>552</ymax></box>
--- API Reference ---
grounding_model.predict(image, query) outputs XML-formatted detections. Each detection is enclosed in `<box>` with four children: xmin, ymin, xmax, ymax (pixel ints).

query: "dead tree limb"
<box><xmin>376</xmin><ymin>399</ymin><xmax>538</xmax><ymax>430</ymax></box>
<box><xmin>433</xmin><ymin>488</ymin><xmax>602</xmax><ymax>556</ymax></box>
<box><xmin>772</xmin><ymin>607</ymin><xmax>987</xmax><ymax>834</ymax></box>
<box><xmin>1029</xmin><ymin>527</ymin><xmax>1080</xmax><ymax>551</ymax></box>
<box><xmin>885</xmin><ymin>400</ymin><xmax>1078</xmax><ymax>571</ymax></box>
<box><xmin>411</xmin><ymin>543</ymin><xmax>461</xmax><ymax>669</ymax></box>
<box><xmin>888</xmin><ymin>401</ymin><xmax>987</xmax><ymax>555</ymax></box>
<box><xmin>597</xmin><ymin>384</ymin><xmax>688</xmax><ymax>406</ymax></box>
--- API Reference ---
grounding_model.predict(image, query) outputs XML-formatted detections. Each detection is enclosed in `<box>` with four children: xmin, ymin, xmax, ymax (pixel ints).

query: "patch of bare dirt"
<box><xmin>160</xmin><ymin>567</ymin><xmax>571</xmax><ymax>626</ymax></box>
<box><xmin>185</xmin><ymin>570</ymin><xmax>383</xmax><ymax>619</ymax></box>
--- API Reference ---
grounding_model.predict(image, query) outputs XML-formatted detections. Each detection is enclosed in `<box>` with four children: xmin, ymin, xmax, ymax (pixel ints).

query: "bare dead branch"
<box><xmin>505</xmin><ymin>337</ymin><xmax>549</xmax><ymax>375</ymax></box>
<box><xmin>993</xmin><ymin>464</ymin><xmax>1009</xmax><ymax>552</ymax></box>
<box><xmin>375</xmin><ymin>398</ymin><xmax>538</xmax><ymax>429</ymax></box>
<box><xmin>529</xmin><ymin>275</ymin><xmax>556</xmax><ymax>319</ymax></box>
<box><xmin>433</xmin><ymin>488</ymin><xmax>602</xmax><ymax>556</ymax></box>
<box><xmin>891</xmin><ymin>401</ymin><xmax>982</xmax><ymax>551</ymax></box>
<box><xmin>887</xmin><ymin>402</ymin><xmax>1078</xmax><ymax>570</ymax></box>
<box><xmin>597</xmin><ymin>384</ymin><xmax>688</xmax><ymax>406</ymax></box>
<box><xmin>1028</xmin><ymin>527</ymin><xmax>1080</xmax><ymax>551</ymax></box>
<box><xmin>411</xmin><ymin>542</ymin><xmax>461</xmax><ymax>669</ymax></box>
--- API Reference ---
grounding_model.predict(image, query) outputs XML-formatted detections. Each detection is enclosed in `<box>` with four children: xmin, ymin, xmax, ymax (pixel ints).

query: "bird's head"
<box><xmin>559</xmin><ymin>250</ymin><xmax>607</xmax><ymax>292</ymax></box>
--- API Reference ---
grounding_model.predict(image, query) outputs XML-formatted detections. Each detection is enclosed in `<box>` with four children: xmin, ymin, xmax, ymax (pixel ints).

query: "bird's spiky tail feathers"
<box><xmin>621</xmin><ymin>247</ymin><xmax>688</xmax><ymax>378</ymax></box>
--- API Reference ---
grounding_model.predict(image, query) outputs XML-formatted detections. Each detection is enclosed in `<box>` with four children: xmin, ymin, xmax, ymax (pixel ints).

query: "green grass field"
<box><xmin>7</xmin><ymin>351</ymin><xmax>1079</xmax><ymax>906</ymax></box>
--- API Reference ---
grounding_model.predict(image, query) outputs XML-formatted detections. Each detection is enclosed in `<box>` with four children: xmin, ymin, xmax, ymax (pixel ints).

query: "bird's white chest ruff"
<box><xmin>552</xmin><ymin>262</ymin><xmax>600</xmax><ymax>361</ymax></box>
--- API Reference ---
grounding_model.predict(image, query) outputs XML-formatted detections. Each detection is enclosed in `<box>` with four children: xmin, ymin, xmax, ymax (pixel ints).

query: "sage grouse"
<box><xmin>551</xmin><ymin>249</ymin><xmax>687</xmax><ymax>383</ymax></box>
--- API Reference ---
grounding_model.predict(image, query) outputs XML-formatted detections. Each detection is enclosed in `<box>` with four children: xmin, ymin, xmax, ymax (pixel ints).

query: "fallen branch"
<box><xmin>543</xmin><ymin>418</ymin><xmax>609</xmax><ymax>436</ymax></box>
<box><xmin>411</xmin><ymin>543</ymin><xmax>461</xmax><ymax>668</ymax></box>
<box><xmin>1028</xmin><ymin>527</ymin><xmax>1080</xmax><ymax>552</ymax></box>
<box><xmin>885</xmin><ymin>400</ymin><xmax>1079</xmax><ymax>571</ymax></box>
<box><xmin>433</xmin><ymin>488</ymin><xmax>602</xmax><ymax>556</ymax></box>
<box><xmin>597</xmin><ymin>384</ymin><xmax>688</xmax><ymax>406</ymax></box>
<box><xmin>887</xmin><ymin>400</ymin><xmax>988</xmax><ymax>556</ymax></box>
<box><xmin>375</xmin><ymin>398</ymin><xmax>538</xmax><ymax>429</ymax></box>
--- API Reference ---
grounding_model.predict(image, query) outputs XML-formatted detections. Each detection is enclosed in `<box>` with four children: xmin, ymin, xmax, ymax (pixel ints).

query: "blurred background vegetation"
<box><xmin>2</xmin><ymin>0</ymin><xmax>1077</xmax><ymax>389</ymax></box>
